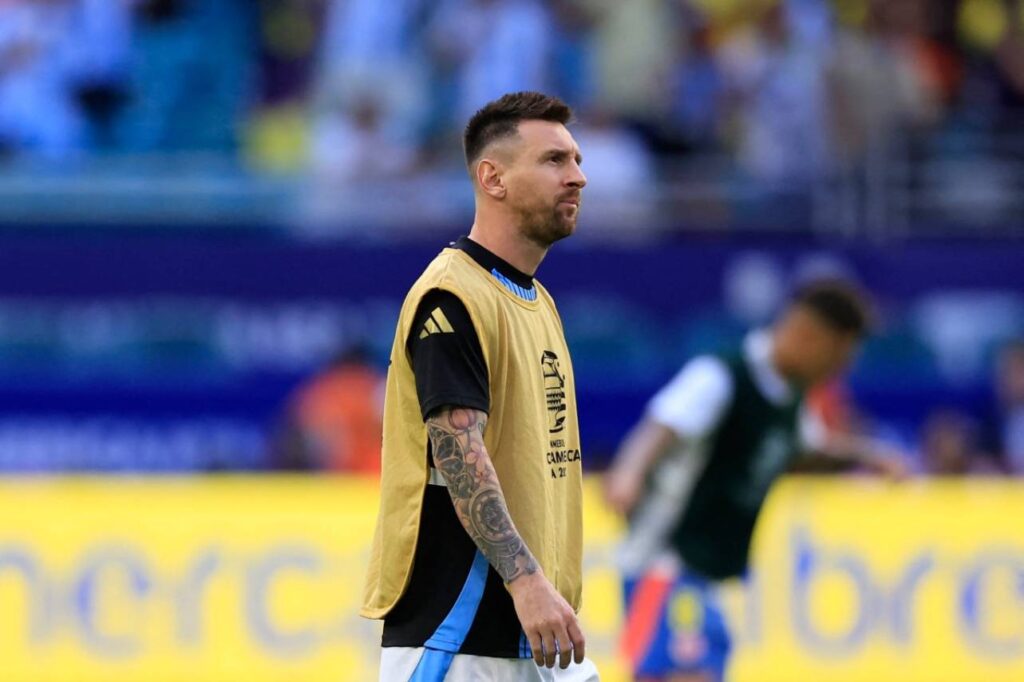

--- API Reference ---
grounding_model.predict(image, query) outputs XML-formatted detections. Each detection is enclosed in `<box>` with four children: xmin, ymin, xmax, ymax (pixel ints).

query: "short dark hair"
<box><xmin>463</xmin><ymin>91</ymin><xmax>573</xmax><ymax>167</ymax></box>
<box><xmin>790</xmin><ymin>279</ymin><xmax>873</xmax><ymax>336</ymax></box>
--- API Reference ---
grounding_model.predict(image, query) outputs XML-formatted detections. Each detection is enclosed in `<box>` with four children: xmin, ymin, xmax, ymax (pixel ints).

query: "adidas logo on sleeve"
<box><xmin>418</xmin><ymin>307</ymin><xmax>455</xmax><ymax>339</ymax></box>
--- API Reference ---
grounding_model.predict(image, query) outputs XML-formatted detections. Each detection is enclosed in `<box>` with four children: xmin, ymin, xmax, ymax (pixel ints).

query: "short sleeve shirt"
<box><xmin>406</xmin><ymin>288</ymin><xmax>489</xmax><ymax>420</ymax></box>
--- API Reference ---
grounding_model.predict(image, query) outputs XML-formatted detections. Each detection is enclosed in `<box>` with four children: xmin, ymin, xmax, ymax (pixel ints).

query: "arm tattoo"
<box><xmin>426</xmin><ymin>407</ymin><xmax>539</xmax><ymax>583</ymax></box>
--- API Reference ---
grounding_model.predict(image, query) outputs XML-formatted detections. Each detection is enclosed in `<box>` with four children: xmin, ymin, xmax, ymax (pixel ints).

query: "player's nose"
<box><xmin>566</xmin><ymin>162</ymin><xmax>586</xmax><ymax>189</ymax></box>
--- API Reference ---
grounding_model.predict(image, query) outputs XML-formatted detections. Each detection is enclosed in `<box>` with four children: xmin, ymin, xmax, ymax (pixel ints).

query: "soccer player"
<box><xmin>362</xmin><ymin>92</ymin><xmax>600</xmax><ymax>681</ymax></box>
<box><xmin>603</xmin><ymin>280</ymin><xmax>906</xmax><ymax>682</ymax></box>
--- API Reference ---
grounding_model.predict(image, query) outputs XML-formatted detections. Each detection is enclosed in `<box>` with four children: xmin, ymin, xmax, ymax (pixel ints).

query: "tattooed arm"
<box><xmin>426</xmin><ymin>406</ymin><xmax>586</xmax><ymax>669</ymax></box>
<box><xmin>427</xmin><ymin>406</ymin><xmax>538</xmax><ymax>581</ymax></box>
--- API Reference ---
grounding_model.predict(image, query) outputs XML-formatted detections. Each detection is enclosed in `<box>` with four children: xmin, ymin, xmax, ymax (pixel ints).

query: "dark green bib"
<box><xmin>670</xmin><ymin>351</ymin><xmax>803</xmax><ymax>580</ymax></box>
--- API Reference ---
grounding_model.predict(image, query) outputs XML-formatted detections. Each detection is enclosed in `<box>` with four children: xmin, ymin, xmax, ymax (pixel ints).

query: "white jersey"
<box><xmin>617</xmin><ymin>330</ymin><xmax>826</xmax><ymax>577</ymax></box>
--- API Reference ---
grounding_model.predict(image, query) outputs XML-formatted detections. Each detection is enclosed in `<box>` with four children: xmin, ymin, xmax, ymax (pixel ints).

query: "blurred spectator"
<box><xmin>316</xmin><ymin>0</ymin><xmax>428</xmax><ymax>142</ymax></box>
<box><xmin>272</xmin><ymin>346</ymin><xmax>384</xmax><ymax>473</ymax></box>
<box><xmin>989</xmin><ymin>3</ymin><xmax>1024</xmax><ymax>103</ymax></box>
<box><xmin>663</xmin><ymin>10</ymin><xmax>726</xmax><ymax>153</ymax></box>
<box><xmin>0</xmin><ymin>0</ymin><xmax>83</xmax><ymax>157</ymax></box>
<box><xmin>309</xmin><ymin>96</ymin><xmax>418</xmax><ymax>182</ymax></box>
<box><xmin>717</xmin><ymin>1</ymin><xmax>833</xmax><ymax>183</ymax></box>
<box><xmin>245</xmin><ymin>0</ymin><xmax>329</xmax><ymax>172</ymax></box>
<box><xmin>575</xmin><ymin>0</ymin><xmax>678</xmax><ymax>123</ymax></box>
<box><xmin>294</xmin><ymin>0</ymin><xmax>428</xmax><ymax>178</ymax></box>
<box><xmin>989</xmin><ymin>6</ymin><xmax>1024</xmax><ymax>132</ymax></box>
<box><xmin>117</xmin><ymin>0</ymin><xmax>256</xmax><ymax>152</ymax></box>
<box><xmin>550</xmin><ymin>0</ymin><xmax>597</xmax><ymax>109</ymax></box>
<box><xmin>993</xmin><ymin>339</ymin><xmax>1024</xmax><ymax>473</ymax></box>
<box><xmin>828</xmin><ymin>0</ymin><xmax>943</xmax><ymax>172</ymax></box>
<box><xmin>877</xmin><ymin>0</ymin><xmax>962</xmax><ymax>107</ymax></box>
<box><xmin>957</xmin><ymin>0</ymin><xmax>1024</xmax><ymax>126</ymax></box>
<box><xmin>428</xmin><ymin>0</ymin><xmax>554</xmax><ymax>129</ymax></box>
<box><xmin>64</xmin><ymin>0</ymin><xmax>133</xmax><ymax>150</ymax></box>
<box><xmin>919</xmin><ymin>409</ymin><xmax>996</xmax><ymax>474</ymax></box>
<box><xmin>0</xmin><ymin>0</ymin><xmax>1021</xmax><ymax>237</ymax></box>
<box><xmin>569</xmin><ymin>109</ymin><xmax>655</xmax><ymax>230</ymax></box>
<box><xmin>302</xmin><ymin>90</ymin><xmax>421</xmax><ymax>229</ymax></box>
<box><xmin>257</xmin><ymin>0</ymin><xmax>328</xmax><ymax>108</ymax></box>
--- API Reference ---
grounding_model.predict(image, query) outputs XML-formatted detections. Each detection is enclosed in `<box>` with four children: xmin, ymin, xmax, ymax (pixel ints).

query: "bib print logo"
<box><xmin>541</xmin><ymin>350</ymin><xmax>566</xmax><ymax>434</ymax></box>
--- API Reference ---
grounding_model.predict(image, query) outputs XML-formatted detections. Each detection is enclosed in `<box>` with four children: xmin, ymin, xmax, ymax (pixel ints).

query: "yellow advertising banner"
<box><xmin>729</xmin><ymin>478</ymin><xmax>1024</xmax><ymax>682</ymax></box>
<box><xmin>0</xmin><ymin>476</ymin><xmax>1021</xmax><ymax>681</ymax></box>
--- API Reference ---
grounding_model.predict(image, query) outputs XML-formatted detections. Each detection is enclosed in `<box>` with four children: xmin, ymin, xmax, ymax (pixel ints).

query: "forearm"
<box><xmin>426</xmin><ymin>406</ymin><xmax>539</xmax><ymax>583</ymax></box>
<box><xmin>790</xmin><ymin>451</ymin><xmax>860</xmax><ymax>473</ymax></box>
<box><xmin>611</xmin><ymin>418</ymin><xmax>678</xmax><ymax>477</ymax></box>
<box><xmin>821</xmin><ymin>433</ymin><xmax>886</xmax><ymax>468</ymax></box>
<box><xmin>801</xmin><ymin>432</ymin><xmax>907</xmax><ymax>477</ymax></box>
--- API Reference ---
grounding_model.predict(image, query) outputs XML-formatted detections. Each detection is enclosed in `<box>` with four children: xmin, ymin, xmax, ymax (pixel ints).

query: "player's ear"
<box><xmin>476</xmin><ymin>158</ymin><xmax>507</xmax><ymax>200</ymax></box>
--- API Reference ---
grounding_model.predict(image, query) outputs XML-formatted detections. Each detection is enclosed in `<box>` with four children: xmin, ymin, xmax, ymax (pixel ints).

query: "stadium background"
<box><xmin>1</xmin><ymin>0</ymin><xmax>1023</xmax><ymax>680</ymax></box>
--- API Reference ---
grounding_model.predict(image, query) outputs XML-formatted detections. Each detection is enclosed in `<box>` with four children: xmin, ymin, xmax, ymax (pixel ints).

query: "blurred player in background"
<box><xmin>362</xmin><ymin>92</ymin><xmax>599</xmax><ymax>681</ymax></box>
<box><xmin>604</xmin><ymin>280</ymin><xmax>906</xmax><ymax>682</ymax></box>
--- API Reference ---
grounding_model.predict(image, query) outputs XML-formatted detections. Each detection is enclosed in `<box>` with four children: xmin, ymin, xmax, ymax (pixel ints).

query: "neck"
<box><xmin>468</xmin><ymin>213</ymin><xmax>549</xmax><ymax>276</ymax></box>
<box><xmin>769</xmin><ymin>329</ymin><xmax>802</xmax><ymax>386</ymax></box>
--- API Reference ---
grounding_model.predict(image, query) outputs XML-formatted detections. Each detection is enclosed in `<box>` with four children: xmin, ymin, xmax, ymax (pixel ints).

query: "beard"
<box><xmin>516</xmin><ymin>196</ymin><xmax>580</xmax><ymax>248</ymax></box>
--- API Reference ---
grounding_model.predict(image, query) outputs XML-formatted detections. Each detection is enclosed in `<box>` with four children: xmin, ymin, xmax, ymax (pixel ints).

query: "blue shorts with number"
<box><xmin>620</xmin><ymin>568</ymin><xmax>731</xmax><ymax>681</ymax></box>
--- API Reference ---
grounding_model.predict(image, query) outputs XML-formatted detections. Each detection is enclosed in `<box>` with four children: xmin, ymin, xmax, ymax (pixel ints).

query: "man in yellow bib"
<box><xmin>362</xmin><ymin>92</ymin><xmax>600</xmax><ymax>681</ymax></box>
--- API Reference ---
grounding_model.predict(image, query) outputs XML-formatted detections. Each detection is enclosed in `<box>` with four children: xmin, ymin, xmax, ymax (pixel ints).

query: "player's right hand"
<box><xmin>507</xmin><ymin>570</ymin><xmax>586</xmax><ymax>669</ymax></box>
<box><xmin>603</xmin><ymin>467</ymin><xmax>643</xmax><ymax>516</ymax></box>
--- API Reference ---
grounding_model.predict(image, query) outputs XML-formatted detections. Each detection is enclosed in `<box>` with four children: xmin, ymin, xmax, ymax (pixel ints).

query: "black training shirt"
<box><xmin>382</xmin><ymin>236</ymin><xmax>542</xmax><ymax>658</ymax></box>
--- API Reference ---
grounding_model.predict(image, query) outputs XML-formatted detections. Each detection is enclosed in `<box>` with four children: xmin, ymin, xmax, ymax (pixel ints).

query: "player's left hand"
<box><xmin>602</xmin><ymin>467</ymin><xmax>644</xmax><ymax>516</ymax></box>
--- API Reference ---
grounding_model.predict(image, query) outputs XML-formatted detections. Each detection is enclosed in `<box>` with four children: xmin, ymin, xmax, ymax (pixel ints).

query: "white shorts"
<box><xmin>379</xmin><ymin>647</ymin><xmax>601</xmax><ymax>681</ymax></box>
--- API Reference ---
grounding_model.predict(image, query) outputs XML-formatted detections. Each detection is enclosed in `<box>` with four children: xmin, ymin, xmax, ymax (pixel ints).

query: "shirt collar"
<box><xmin>452</xmin><ymin>236</ymin><xmax>535</xmax><ymax>290</ymax></box>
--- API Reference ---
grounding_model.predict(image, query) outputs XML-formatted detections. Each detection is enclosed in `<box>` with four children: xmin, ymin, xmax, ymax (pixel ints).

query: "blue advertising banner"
<box><xmin>0</xmin><ymin>230</ymin><xmax>1021</xmax><ymax>470</ymax></box>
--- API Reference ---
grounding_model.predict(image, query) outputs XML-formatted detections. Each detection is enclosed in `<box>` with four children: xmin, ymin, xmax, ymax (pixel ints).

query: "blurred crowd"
<box><xmin>3</xmin><ymin>0</ymin><xmax>1024</xmax><ymax>193</ymax></box>
<box><xmin>2</xmin><ymin>0</ymin><xmax>1022</xmax><ymax>477</ymax></box>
